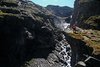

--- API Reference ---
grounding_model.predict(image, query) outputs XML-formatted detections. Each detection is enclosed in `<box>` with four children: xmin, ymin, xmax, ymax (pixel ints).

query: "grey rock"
<box><xmin>47</xmin><ymin>53</ymin><xmax>59</xmax><ymax>64</ymax></box>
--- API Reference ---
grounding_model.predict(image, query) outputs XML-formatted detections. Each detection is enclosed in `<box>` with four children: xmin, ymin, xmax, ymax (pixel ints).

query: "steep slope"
<box><xmin>70</xmin><ymin>0</ymin><xmax>100</xmax><ymax>55</ymax></box>
<box><xmin>46</xmin><ymin>5</ymin><xmax>73</xmax><ymax>31</ymax></box>
<box><xmin>46</xmin><ymin>5</ymin><xmax>73</xmax><ymax>17</ymax></box>
<box><xmin>67</xmin><ymin>0</ymin><xmax>100</xmax><ymax>67</ymax></box>
<box><xmin>0</xmin><ymin>0</ymin><xmax>73</xmax><ymax>67</ymax></box>
<box><xmin>1</xmin><ymin>0</ymin><xmax>100</xmax><ymax>67</ymax></box>
<box><xmin>71</xmin><ymin>0</ymin><xmax>100</xmax><ymax>30</ymax></box>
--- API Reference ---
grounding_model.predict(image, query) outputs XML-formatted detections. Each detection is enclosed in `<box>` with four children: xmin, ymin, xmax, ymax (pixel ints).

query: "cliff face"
<box><xmin>69</xmin><ymin>0</ymin><xmax>100</xmax><ymax>66</ymax></box>
<box><xmin>1</xmin><ymin>0</ymin><xmax>100</xmax><ymax>67</ymax></box>
<box><xmin>0</xmin><ymin>0</ymin><xmax>73</xmax><ymax>67</ymax></box>
<box><xmin>71</xmin><ymin>0</ymin><xmax>100</xmax><ymax>30</ymax></box>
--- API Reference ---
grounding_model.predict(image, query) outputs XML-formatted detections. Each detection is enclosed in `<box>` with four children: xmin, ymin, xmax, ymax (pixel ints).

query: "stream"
<box><xmin>55</xmin><ymin>34</ymin><xmax>72</xmax><ymax>67</ymax></box>
<box><xmin>59</xmin><ymin>40</ymin><xmax>72</xmax><ymax>67</ymax></box>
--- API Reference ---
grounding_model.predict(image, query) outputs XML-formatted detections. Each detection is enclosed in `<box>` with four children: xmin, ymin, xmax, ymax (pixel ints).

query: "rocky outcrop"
<box><xmin>0</xmin><ymin>0</ymin><xmax>73</xmax><ymax>67</ymax></box>
<box><xmin>63</xmin><ymin>32</ymin><xmax>100</xmax><ymax>67</ymax></box>
<box><xmin>71</xmin><ymin>0</ymin><xmax>100</xmax><ymax>30</ymax></box>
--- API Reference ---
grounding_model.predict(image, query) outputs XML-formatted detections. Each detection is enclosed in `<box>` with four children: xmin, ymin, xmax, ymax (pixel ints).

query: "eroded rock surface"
<box><xmin>0</xmin><ymin>0</ymin><xmax>72</xmax><ymax>67</ymax></box>
<box><xmin>71</xmin><ymin>0</ymin><xmax>100</xmax><ymax>30</ymax></box>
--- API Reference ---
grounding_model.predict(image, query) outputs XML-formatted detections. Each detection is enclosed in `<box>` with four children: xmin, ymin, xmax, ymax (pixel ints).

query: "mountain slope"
<box><xmin>46</xmin><ymin>5</ymin><xmax>73</xmax><ymax>17</ymax></box>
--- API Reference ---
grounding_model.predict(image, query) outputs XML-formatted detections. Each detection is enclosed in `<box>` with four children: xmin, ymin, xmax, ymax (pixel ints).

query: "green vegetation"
<box><xmin>0</xmin><ymin>10</ymin><xmax>5</xmax><ymax>15</ymax></box>
<box><xmin>1</xmin><ymin>0</ymin><xmax>17</xmax><ymax>3</ymax></box>
<box><xmin>0</xmin><ymin>10</ymin><xmax>3</xmax><ymax>13</ymax></box>
<box><xmin>0</xmin><ymin>10</ymin><xmax>18</xmax><ymax>17</ymax></box>
<box><xmin>85</xmin><ymin>15</ymin><xmax>100</xmax><ymax>29</ymax></box>
<box><xmin>85</xmin><ymin>16</ymin><xmax>100</xmax><ymax>26</ymax></box>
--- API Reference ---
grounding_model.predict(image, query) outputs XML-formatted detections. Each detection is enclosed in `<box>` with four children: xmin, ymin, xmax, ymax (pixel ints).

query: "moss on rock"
<box><xmin>85</xmin><ymin>16</ymin><xmax>100</xmax><ymax>30</ymax></box>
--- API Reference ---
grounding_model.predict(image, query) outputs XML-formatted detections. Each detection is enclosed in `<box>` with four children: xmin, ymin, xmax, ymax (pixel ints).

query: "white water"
<box><xmin>57</xmin><ymin>22</ymin><xmax>70</xmax><ymax>31</ymax></box>
<box><xmin>53</xmin><ymin>17</ymin><xmax>70</xmax><ymax>31</ymax></box>
<box><xmin>58</xmin><ymin>35</ymin><xmax>72</xmax><ymax>67</ymax></box>
<box><xmin>53</xmin><ymin>17</ymin><xmax>72</xmax><ymax>67</ymax></box>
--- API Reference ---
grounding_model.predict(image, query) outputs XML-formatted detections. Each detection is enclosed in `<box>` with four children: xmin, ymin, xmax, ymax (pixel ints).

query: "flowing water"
<box><xmin>55</xmin><ymin>34</ymin><xmax>72</xmax><ymax>67</ymax></box>
<box><xmin>54</xmin><ymin>18</ymin><xmax>72</xmax><ymax>67</ymax></box>
<box><xmin>59</xmin><ymin>38</ymin><xmax>72</xmax><ymax>67</ymax></box>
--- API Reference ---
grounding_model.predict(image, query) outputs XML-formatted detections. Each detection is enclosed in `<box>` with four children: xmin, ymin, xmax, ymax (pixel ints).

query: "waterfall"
<box><xmin>49</xmin><ymin>16</ymin><xmax>72</xmax><ymax>67</ymax></box>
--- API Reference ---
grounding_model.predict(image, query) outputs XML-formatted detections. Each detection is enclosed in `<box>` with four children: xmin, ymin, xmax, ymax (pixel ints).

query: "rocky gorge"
<box><xmin>0</xmin><ymin>0</ymin><xmax>73</xmax><ymax>67</ymax></box>
<box><xmin>0</xmin><ymin>0</ymin><xmax>100</xmax><ymax>67</ymax></box>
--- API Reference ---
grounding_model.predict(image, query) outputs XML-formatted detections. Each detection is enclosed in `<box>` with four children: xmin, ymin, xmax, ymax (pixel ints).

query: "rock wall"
<box><xmin>71</xmin><ymin>0</ymin><xmax>100</xmax><ymax>30</ymax></box>
<box><xmin>0</xmin><ymin>0</ymin><xmax>73</xmax><ymax>67</ymax></box>
<box><xmin>70</xmin><ymin>0</ymin><xmax>100</xmax><ymax>66</ymax></box>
